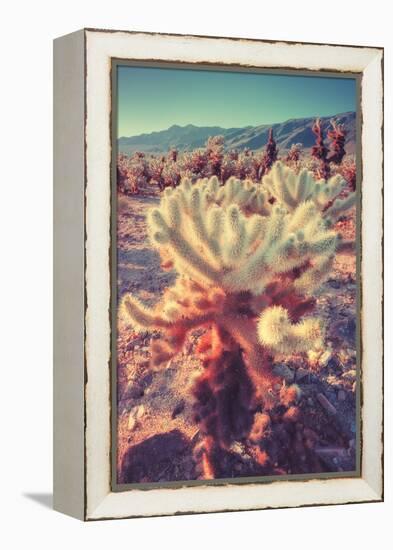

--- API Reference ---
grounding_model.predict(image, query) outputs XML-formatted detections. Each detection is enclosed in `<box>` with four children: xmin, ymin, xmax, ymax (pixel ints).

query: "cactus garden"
<box><xmin>115</xmin><ymin>66</ymin><xmax>358</xmax><ymax>485</ymax></box>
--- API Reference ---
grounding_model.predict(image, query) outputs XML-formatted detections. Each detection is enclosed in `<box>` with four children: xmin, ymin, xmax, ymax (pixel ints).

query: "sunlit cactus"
<box><xmin>257</xmin><ymin>305</ymin><xmax>324</xmax><ymax>354</ymax></box>
<box><xmin>121</xmin><ymin>162</ymin><xmax>356</xmax><ymax>477</ymax></box>
<box><xmin>262</xmin><ymin>161</ymin><xmax>356</xmax><ymax>229</ymax></box>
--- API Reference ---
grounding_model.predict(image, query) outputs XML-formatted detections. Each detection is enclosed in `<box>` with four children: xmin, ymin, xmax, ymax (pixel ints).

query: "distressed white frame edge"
<box><xmin>84</xmin><ymin>30</ymin><xmax>383</xmax><ymax>520</ymax></box>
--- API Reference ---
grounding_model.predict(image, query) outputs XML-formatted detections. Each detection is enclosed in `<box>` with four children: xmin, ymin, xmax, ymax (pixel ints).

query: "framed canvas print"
<box><xmin>53</xmin><ymin>29</ymin><xmax>384</xmax><ymax>521</ymax></box>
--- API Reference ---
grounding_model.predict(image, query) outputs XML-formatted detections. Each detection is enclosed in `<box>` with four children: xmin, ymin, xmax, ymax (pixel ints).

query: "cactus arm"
<box><xmin>257</xmin><ymin>305</ymin><xmax>323</xmax><ymax>355</ymax></box>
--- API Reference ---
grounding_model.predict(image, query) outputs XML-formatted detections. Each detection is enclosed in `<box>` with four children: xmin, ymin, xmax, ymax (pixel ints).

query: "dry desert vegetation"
<box><xmin>115</xmin><ymin>120</ymin><xmax>358</xmax><ymax>484</ymax></box>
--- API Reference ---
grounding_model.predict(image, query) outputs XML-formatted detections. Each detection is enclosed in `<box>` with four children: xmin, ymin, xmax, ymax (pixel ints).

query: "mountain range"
<box><xmin>118</xmin><ymin>111</ymin><xmax>356</xmax><ymax>155</ymax></box>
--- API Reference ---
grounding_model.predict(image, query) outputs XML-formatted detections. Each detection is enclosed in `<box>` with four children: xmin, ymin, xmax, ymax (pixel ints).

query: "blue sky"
<box><xmin>117</xmin><ymin>65</ymin><xmax>357</xmax><ymax>137</ymax></box>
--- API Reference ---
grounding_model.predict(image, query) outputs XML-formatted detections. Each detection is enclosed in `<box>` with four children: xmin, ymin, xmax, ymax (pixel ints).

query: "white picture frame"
<box><xmin>53</xmin><ymin>28</ymin><xmax>383</xmax><ymax>521</ymax></box>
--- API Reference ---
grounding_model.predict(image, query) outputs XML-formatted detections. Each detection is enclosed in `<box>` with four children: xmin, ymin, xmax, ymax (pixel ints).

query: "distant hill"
<box><xmin>118</xmin><ymin>112</ymin><xmax>356</xmax><ymax>155</ymax></box>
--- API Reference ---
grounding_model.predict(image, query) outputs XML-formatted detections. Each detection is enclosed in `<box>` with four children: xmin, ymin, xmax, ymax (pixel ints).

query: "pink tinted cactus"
<box><xmin>162</xmin><ymin>161</ymin><xmax>181</xmax><ymax>188</ymax></box>
<box><xmin>327</xmin><ymin>120</ymin><xmax>347</xmax><ymax>165</ymax></box>
<box><xmin>259</xmin><ymin>128</ymin><xmax>278</xmax><ymax>178</ymax></box>
<box><xmin>337</xmin><ymin>159</ymin><xmax>356</xmax><ymax>192</ymax></box>
<box><xmin>206</xmin><ymin>135</ymin><xmax>225</xmax><ymax>177</ymax></box>
<box><xmin>286</xmin><ymin>143</ymin><xmax>302</xmax><ymax>163</ymax></box>
<box><xmin>168</xmin><ymin>149</ymin><xmax>178</xmax><ymax>162</ymax></box>
<box><xmin>148</xmin><ymin>157</ymin><xmax>166</xmax><ymax>191</ymax></box>
<box><xmin>311</xmin><ymin>118</ymin><xmax>349</xmax><ymax>180</ymax></box>
<box><xmin>311</xmin><ymin>118</ymin><xmax>330</xmax><ymax>180</ymax></box>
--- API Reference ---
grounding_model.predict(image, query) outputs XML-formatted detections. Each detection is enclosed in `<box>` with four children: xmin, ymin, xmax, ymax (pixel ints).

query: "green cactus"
<box><xmin>121</xmin><ymin>162</ymin><xmax>356</xmax><ymax>478</ymax></box>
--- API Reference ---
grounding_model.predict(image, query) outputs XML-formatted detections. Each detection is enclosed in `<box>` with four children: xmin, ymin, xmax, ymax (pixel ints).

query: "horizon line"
<box><xmin>118</xmin><ymin>110</ymin><xmax>356</xmax><ymax>140</ymax></box>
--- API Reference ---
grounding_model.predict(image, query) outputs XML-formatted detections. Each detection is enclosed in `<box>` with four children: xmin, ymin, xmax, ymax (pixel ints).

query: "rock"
<box><xmin>171</xmin><ymin>400</ymin><xmax>185</xmax><ymax>419</ymax></box>
<box><xmin>119</xmin><ymin>430</ymin><xmax>195</xmax><ymax>483</ymax></box>
<box><xmin>343</xmin><ymin>369</ymin><xmax>356</xmax><ymax>381</ymax></box>
<box><xmin>337</xmin><ymin>390</ymin><xmax>346</xmax><ymax>402</ymax></box>
<box><xmin>319</xmin><ymin>350</ymin><xmax>332</xmax><ymax>367</ymax></box>
<box><xmin>140</xmin><ymin>371</ymin><xmax>153</xmax><ymax>388</ymax></box>
<box><xmin>317</xmin><ymin>393</ymin><xmax>337</xmax><ymax>416</ymax></box>
<box><xmin>128</xmin><ymin>405</ymin><xmax>145</xmax><ymax>430</ymax></box>
<box><xmin>296</xmin><ymin>368</ymin><xmax>309</xmax><ymax>382</ymax></box>
<box><xmin>273</xmin><ymin>363</ymin><xmax>295</xmax><ymax>382</ymax></box>
<box><xmin>327</xmin><ymin>355</ymin><xmax>342</xmax><ymax>371</ymax></box>
<box><xmin>123</xmin><ymin>382</ymin><xmax>144</xmax><ymax>399</ymax></box>
<box><xmin>128</xmin><ymin>413</ymin><xmax>136</xmax><ymax>430</ymax></box>
<box><xmin>135</xmin><ymin>405</ymin><xmax>145</xmax><ymax>419</ymax></box>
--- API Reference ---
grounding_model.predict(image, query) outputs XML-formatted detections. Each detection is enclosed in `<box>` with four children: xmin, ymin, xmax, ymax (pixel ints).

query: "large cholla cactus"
<box><xmin>121</xmin><ymin>162</ymin><xmax>355</xmax><ymax>478</ymax></box>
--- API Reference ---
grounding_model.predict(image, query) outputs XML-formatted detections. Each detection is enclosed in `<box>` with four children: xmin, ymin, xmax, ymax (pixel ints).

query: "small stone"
<box><xmin>171</xmin><ymin>400</ymin><xmax>185</xmax><ymax>419</ymax></box>
<box><xmin>337</xmin><ymin>390</ymin><xmax>346</xmax><ymax>402</ymax></box>
<box><xmin>135</xmin><ymin>405</ymin><xmax>145</xmax><ymax>419</ymax></box>
<box><xmin>296</xmin><ymin>368</ymin><xmax>309</xmax><ymax>382</ymax></box>
<box><xmin>343</xmin><ymin>369</ymin><xmax>356</xmax><ymax>381</ymax></box>
<box><xmin>124</xmin><ymin>382</ymin><xmax>144</xmax><ymax>399</ymax></box>
<box><xmin>319</xmin><ymin>350</ymin><xmax>332</xmax><ymax>367</ymax></box>
<box><xmin>317</xmin><ymin>393</ymin><xmax>337</xmax><ymax>416</ymax></box>
<box><xmin>128</xmin><ymin>413</ymin><xmax>136</xmax><ymax>430</ymax></box>
<box><xmin>273</xmin><ymin>364</ymin><xmax>295</xmax><ymax>382</ymax></box>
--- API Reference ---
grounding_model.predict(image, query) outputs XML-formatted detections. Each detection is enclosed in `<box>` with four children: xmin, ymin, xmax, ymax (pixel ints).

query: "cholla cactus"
<box><xmin>206</xmin><ymin>135</ymin><xmax>225</xmax><ymax>177</ymax></box>
<box><xmin>168</xmin><ymin>149</ymin><xmax>178</xmax><ymax>162</ymax></box>
<box><xmin>311</xmin><ymin>118</ymin><xmax>349</xmax><ymax>180</ymax></box>
<box><xmin>327</xmin><ymin>120</ymin><xmax>347</xmax><ymax>165</ymax></box>
<box><xmin>336</xmin><ymin>159</ymin><xmax>356</xmax><ymax>192</ymax></box>
<box><xmin>262</xmin><ymin>161</ymin><xmax>356</xmax><ymax>226</ymax></box>
<box><xmin>148</xmin><ymin>157</ymin><xmax>165</xmax><ymax>191</ymax></box>
<box><xmin>311</xmin><ymin>118</ymin><xmax>330</xmax><ymax>179</ymax></box>
<box><xmin>162</xmin><ymin>161</ymin><xmax>181</xmax><ymax>188</ymax></box>
<box><xmin>117</xmin><ymin>153</ymin><xmax>149</xmax><ymax>194</ymax></box>
<box><xmin>220</xmin><ymin>156</ymin><xmax>237</xmax><ymax>183</ymax></box>
<box><xmin>235</xmin><ymin>152</ymin><xmax>258</xmax><ymax>180</ymax></box>
<box><xmin>259</xmin><ymin>128</ymin><xmax>278</xmax><ymax>177</ymax></box>
<box><xmin>286</xmin><ymin>143</ymin><xmax>302</xmax><ymax>164</ymax></box>
<box><xmin>121</xmin><ymin>162</ymin><xmax>355</xmax><ymax>477</ymax></box>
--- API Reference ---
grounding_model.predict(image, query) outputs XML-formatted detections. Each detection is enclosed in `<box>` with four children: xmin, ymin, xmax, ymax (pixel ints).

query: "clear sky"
<box><xmin>117</xmin><ymin>65</ymin><xmax>356</xmax><ymax>137</ymax></box>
